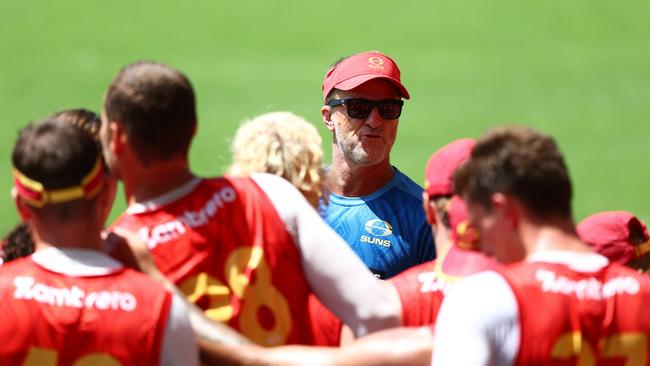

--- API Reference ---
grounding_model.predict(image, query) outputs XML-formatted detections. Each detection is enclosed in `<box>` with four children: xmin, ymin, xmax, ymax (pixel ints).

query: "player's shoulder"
<box><xmin>249</xmin><ymin>172</ymin><xmax>295</xmax><ymax>190</ymax></box>
<box><xmin>249</xmin><ymin>173</ymin><xmax>307</xmax><ymax>205</ymax></box>
<box><xmin>214</xmin><ymin>173</ymin><xmax>295</xmax><ymax>198</ymax></box>
<box><xmin>116</xmin><ymin>267</ymin><xmax>170</xmax><ymax>293</ymax></box>
<box><xmin>606</xmin><ymin>263</ymin><xmax>650</xmax><ymax>291</ymax></box>
<box><xmin>390</xmin><ymin>260</ymin><xmax>438</xmax><ymax>299</ymax></box>
<box><xmin>0</xmin><ymin>256</ymin><xmax>35</xmax><ymax>275</ymax></box>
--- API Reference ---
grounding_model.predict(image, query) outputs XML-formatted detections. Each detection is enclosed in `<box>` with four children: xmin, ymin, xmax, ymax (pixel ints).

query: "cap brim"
<box><xmin>335</xmin><ymin>74</ymin><xmax>410</xmax><ymax>100</ymax></box>
<box><xmin>425</xmin><ymin>183</ymin><xmax>452</xmax><ymax>198</ymax></box>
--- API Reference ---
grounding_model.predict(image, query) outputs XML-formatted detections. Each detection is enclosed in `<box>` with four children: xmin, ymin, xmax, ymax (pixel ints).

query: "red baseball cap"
<box><xmin>424</xmin><ymin>138</ymin><xmax>476</xmax><ymax>197</ymax></box>
<box><xmin>577</xmin><ymin>211</ymin><xmax>650</xmax><ymax>264</ymax></box>
<box><xmin>322</xmin><ymin>51</ymin><xmax>410</xmax><ymax>101</ymax></box>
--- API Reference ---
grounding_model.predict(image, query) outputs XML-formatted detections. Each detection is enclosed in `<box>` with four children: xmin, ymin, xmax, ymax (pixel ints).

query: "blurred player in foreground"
<box><xmin>0</xmin><ymin>112</ymin><xmax>197</xmax><ymax>365</ymax></box>
<box><xmin>433</xmin><ymin>125</ymin><xmax>650</xmax><ymax>365</ymax></box>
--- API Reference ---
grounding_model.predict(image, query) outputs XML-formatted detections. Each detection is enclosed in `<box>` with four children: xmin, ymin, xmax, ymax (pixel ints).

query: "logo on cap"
<box><xmin>368</xmin><ymin>56</ymin><xmax>384</xmax><ymax>70</ymax></box>
<box><xmin>455</xmin><ymin>221</ymin><xmax>481</xmax><ymax>250</ymax></box>
<box><xmin>364</xmin><ymin>219</ymin><xmax>393</xmax><ymax>237</ymax></box>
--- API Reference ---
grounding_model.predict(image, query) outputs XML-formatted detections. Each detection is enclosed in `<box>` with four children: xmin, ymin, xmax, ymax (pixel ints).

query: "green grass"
<box><xmin>2</xmin><ymin>0</ymin><xmax>649</xmax><ymax>234</ymax></box>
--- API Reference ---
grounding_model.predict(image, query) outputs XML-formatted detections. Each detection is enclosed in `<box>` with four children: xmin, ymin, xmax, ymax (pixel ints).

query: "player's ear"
<box><xmin>12</xmin><ymin>188</ymin><xmax>33</xmax><ymax>221</ymax></box>
<box><xmin>422</xmin><ymin>191</ymin><xmax>437</xmax><ymax>226</ymax></box>
<box><xmin>110</xmin><ymin>121</ymin><xmax>127</xmax><ymax>154</ymax></box>
<box><xmin>321</xmin><ymin>105</ymin><xmax>335</xmax><ymax>131</ymax></box>
<box><xmin>491</xmin><ymin>193</ymin><xmax>518</xmax><ymax>228</ymax></box>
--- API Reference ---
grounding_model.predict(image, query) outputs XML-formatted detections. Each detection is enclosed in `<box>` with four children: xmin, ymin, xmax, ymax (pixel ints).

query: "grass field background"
<box><xmin>1</xmin><ymin>0</ymin><xmax>649</xmax><ymax>235</ymax></box>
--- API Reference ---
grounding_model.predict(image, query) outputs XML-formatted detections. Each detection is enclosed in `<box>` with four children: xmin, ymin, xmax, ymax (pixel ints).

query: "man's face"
<box><xmin>324</xmin><ymin>79</ymin><xmax>401</xmax><ymax>167</ymax></box>
<box><xmin>466</xmin><ymin>198</ymin><xmax>524</xmax><ymax>264</ymax></box>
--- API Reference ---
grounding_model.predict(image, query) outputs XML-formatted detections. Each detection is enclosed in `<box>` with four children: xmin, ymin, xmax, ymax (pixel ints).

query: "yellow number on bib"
<box><xmin>179</xmin><ymin>272</ymin><xmax>233</xmax><ymax>321</ymax></box>
<box><xmin>24</xmin><ymin>347</ymin><xmax>121</xmax><ymax>365</ymax></box>
<box><xmin>601</xmin><ymin>332</ymin><xmax>648</xmax><ymax>366</ymax></box>
<box><xmin>179</xmin><ymin>247</ymin><xmax>292</xmax><ymax>346</ymax></box>
<box><xmin>226</xmin><ymin>247</ymin><xmax>292</xmax><ymax>346</ymax></box>
<box><xmin>550</xmin><ymin>331</ymin><xmax>648</xmax><ymax>366</ymax></box>
<box><xmin>550</xmin><ymin>332</ymin><xmax>595</xmax><ymax>366</ymax></box>
<box><xmin>23</xmin><ymin>348</ymin><xmax>56</xmax><ymax>365</ymax></box>
<box><xmin>74</xmin><ymin>354</ymin><xmax>122</xmax><ymax>366</ymax></box>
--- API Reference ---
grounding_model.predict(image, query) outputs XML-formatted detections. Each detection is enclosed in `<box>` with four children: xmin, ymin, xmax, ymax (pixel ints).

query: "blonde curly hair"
<box><xmin>228</xmin><ymin>112</ymin><xmax>325</xmax><ymax>208</ymax></box>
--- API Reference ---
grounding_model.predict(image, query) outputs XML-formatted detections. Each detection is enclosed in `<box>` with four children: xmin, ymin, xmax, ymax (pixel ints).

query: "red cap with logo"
<box><xmin>322</xmin><ymin>51</ymin><xmax>410</xmax><ymax>101</ymax></box>
<box><xmin>424</xmin><ymin>138</ymin><xmax>476</xmax><ymax>198</ymax></box>
<box><xmin>577</xmin><ymin>211</ymin><xmax>650</xmax><ymax>264</ymax></box>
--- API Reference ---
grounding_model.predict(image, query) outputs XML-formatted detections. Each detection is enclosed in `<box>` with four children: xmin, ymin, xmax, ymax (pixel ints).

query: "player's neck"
<box><xmin>434</xmin><ymin>224</ymin><xmax>452</xmax><ymax>254</ymax></box>
<box><xmin>31</xmin><ymin>221</ymin><xmax>104</xmax><ymax>252</ymax></box>
<box><xmin>328</xmin><ymin>150</ymin><xmax>394</xmax><ymax>197</ymax></box>
<box><xmin>122</xmin><ymin>158</ymin><xmax>195</xmax><ymax>205</ymax></box>
<box><xmin>521</xmin><ymin>218</ymin><xmax>592</xmax><ymax>257</ymax></box>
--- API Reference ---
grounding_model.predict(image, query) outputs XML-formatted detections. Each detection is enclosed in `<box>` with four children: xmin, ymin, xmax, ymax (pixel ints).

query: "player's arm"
<box><xmin>161</xmin><ymin>293</ymin><xmax>200</xmax><ymax>366</ymax></box>
<box><xmin>252</xmin><ymin>173</ymin><xmax>401</xmax><ymax>337</ymax></box>
<box><xmin>338</xmin><ymin>281</ymin><xmax>403</xmax><ymax>345</ymax></box>
<box><xmin>197</xmin><ymin>326</ymin><xmax>432</xmax><ymax>366</ymax></box>
<box><xmin>333</xmin><ymin>326</ymin><xmax>433</xmax><ymax>366</ymax></box>
<box><xmin>182</xmin><ymin>288</ymin><xmax>253</xmax><ymax>346</ymax></box>
<box><xmin>108</xmin><ymin>227</ymin><xmax>253</xmax><ymax>346</ymax></box>
<box><xmin>198</xmin><ymin>340</ymin><xmax>334</xmax><ymax>366</ymax></box>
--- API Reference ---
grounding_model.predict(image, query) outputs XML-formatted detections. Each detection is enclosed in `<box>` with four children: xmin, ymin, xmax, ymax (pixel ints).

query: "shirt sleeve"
<box><xmin>252</xmin><ymin>173</ymin><xmax>400</xmax><ymax>337</ymax></box>
<box><xmin>161</xmin><ymin>293</ymin><xmax>199</xmax><ymax>366</ymax></box>
<box><xmin>432</xmin><ymin>271</ymin><xmax>520</xmax><ymax>366</ymax></box>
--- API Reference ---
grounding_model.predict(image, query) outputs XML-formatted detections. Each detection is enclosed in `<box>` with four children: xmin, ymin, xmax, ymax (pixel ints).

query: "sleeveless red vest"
<box><xmin>0</xmin><ymin>257</ymin><xmax>171</xmax><ymax>366</ymax></box>
<box><xmin>392</xmin><ymin>260</ymin><xmax>446</xmax><ymax>327</ymax></box>
<box><xmin>499</xmin><ymin>261</ymin><xmax>650</xmax><ymax>366</ymax></box>
<box><xmin>112</xmin><ymin>177</ymin><xmax>313</xmax><ymax>345</ymax></box>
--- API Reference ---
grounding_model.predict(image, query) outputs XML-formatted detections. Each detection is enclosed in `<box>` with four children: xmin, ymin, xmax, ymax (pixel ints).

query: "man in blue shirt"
<box><xmin>320</xmin><ymin>51</ymin><xmax>435</xmax><ymax>279</ymax></box>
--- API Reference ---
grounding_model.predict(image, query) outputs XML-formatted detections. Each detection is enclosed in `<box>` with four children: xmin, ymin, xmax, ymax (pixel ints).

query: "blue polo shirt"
<box><xmin>322</xmin><ymin>168</ymin><xmax>435</xmax><ymax>279</ymax></box>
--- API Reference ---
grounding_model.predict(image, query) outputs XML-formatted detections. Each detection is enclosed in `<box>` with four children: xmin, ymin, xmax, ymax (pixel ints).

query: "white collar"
<box><xmin>32</xmin><ymin>247</ymin><xmax>123</xmax><ymax>277</ymax></box>
<box><xmin>527</xmin><ymin>250</ymin><xmax>609</xmax><ymax>272</ymax></box>
<box><xmin>126</xmin><ymin>177</ymin><xmax>202</xmax><ymax>214</ymax></box>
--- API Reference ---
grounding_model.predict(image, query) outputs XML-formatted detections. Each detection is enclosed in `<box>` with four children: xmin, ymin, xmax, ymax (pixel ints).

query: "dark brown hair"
<box><xmin>12</xmin><ymin>119</ymin><xmax>102</xmax><ymax>220</ymax></box>
<box><xmin>455</xmin><ymin>126</ymin><xmax>572</xmax><ymax>219</ymax></box>
<box><xmin>1</xmin><ymin>223</ymin><xmax>34</xmax><ymax>263</ymax></box>
<box><xmin>105</xmin><ymin>61</ymin><xmax>196</xmax><ymax>165</ymax></box>
<box><xmin>53</xmin><ymin>108</ymin><xmax>101</xmax><ymax>141</ymax></box>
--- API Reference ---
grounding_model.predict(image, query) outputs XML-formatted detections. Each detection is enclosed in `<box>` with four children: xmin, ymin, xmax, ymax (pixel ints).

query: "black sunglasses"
<box><xmin>327</xmin><ymin>98</ymin><xmax>404</xmax><ymax>120</ymax></box>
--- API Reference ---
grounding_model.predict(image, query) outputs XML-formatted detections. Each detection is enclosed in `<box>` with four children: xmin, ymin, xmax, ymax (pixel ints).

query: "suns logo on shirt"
<box><xmin>364</xmin><ymin>219</ymin><xmax>393</xmax><ymax>236</ymax></box>
<box><xmin>360</xmin><ymin>219</ymin><xmax>393</xmax><ymax>248</ymax></box>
